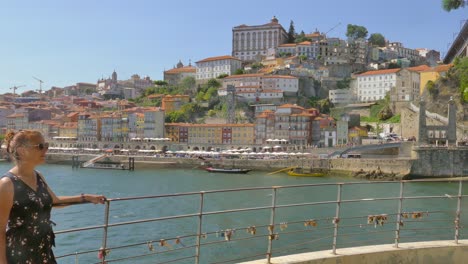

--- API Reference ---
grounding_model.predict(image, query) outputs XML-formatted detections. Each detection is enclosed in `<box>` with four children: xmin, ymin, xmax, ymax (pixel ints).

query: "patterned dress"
<box><xmin>3</xmin><ymin>171</ymin><xmax>56</xmax><ymax>264</ymax></box>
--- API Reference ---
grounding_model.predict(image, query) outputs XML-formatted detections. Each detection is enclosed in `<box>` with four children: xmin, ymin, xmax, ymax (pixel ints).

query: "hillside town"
<box><xmin>1</xmin><ymin>17</ymin><xmax>467</xmax><ymax>153</ymax></box>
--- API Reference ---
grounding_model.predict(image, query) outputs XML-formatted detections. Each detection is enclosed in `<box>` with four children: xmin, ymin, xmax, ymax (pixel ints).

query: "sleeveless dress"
<box><xmin>3</xmin><ymin>171</ymin><xmax>56</xmax><ymax>264</ymax></box>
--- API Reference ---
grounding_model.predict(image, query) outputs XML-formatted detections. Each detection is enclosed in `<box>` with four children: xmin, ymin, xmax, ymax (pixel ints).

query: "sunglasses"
<box><xmin>29</xmin><ymin>142</ymin><xmax>49</xmax><ymax>151</ymax></box>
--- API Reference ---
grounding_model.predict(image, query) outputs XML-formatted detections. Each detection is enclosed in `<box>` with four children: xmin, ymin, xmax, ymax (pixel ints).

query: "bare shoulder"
<box><xmin>0</xmin><ymin>176</ymin><xmax>13</xmax><ymax>195</ymax></box>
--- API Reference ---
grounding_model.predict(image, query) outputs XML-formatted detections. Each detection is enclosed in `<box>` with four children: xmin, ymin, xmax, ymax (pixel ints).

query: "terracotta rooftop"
<box><xmin>164</xmin><ymin>66</ymin><xmax>196</xmax><ymax>74</ymax></box>
<box><xmin>357</xmin><ymin>68</ymin><xmax>401</xmax><ymax>76</ymax></box>
<box><xmin>196</xmin><ymin>55</ymin><xmax>241</xmax><ymax>63</ymax></box>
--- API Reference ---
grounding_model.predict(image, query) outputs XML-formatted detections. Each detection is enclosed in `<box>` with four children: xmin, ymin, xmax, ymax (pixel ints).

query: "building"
<box><xmin>58</xmin><ymin>122</ymin><xmax>78</xmax><ymax>138</ymax></box>
<box><xmin>419</xmin><ymin>64</ymin><xmax>453</xmax><ymax>95</ymax></box>
<box><xmin>356</xmin><ymin>68</ymin><xmax>400</xmax><ymax>102</ymax></box>
<box><xmin>164</xmin><ymin>61</ymin><xmax>196</xmax><ymax>86</ymax></box>
<box><xmin>255</xmin><ymin>104</ymin><xmax>321</xmax><ymax>145</ymax></box>
<box><xmin>195</xmin><ymin>55</ymin><xmax>242</xmax><ymax>81</ymax></box>
<box><xmin>77</xmin><ymin>113</ymin><xmax>101</xmax><ymax>142</ymax></box>
<box><xmin>277</xmin><ymin>41</ymin><xmax>319</xmax><ymax>59</ymax></box>
<box><xmin>221</xmin><ymin>74</ymin><xmax>299</xmax><ymax>98</ymax></box>
<box><xmin>391</xmin><ymin>65</ymin><xmax>430</xmax><ymax>102</ymax></box>
<box><xmin>329</xmin><ymin>89</ymin><xmax>353</xmax><ymax>104</ymax></box>
<box><xmin>232</xmin><ymin>16</ymin><xmax>288</xmax><ymax>62</ymax></box>
<box><xmin>161</xmin><ymin>95</ymin><xmax>190</xmax><ymax>112</ymax></box>
<box><xmin>165</xmin><ymin>123</ymin><xmax>255</xmax><ymax>145</ymax></box>
<box><xmin>143</xmin><ymin>108</ymin><xmax>165</xmax><ymax>139</ymax></box>
<box><xmin>387</xmin><ymin>42</ymin><xmax>420</xmax><ymax>61</ymax></box>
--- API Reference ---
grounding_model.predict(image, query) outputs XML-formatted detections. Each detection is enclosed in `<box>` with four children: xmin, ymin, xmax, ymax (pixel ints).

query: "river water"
<box><xmin>1</xmin><ymin>163</ymin><xmax>466</xmax><ymax>264</ymax></box>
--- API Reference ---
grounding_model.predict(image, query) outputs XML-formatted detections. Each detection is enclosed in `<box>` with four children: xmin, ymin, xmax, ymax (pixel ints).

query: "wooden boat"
<box><xmin>286</xmin><ymin>168</ymin><xmax>325</xmax><ymax>177</ymax></box>
<box><xmin>205</xmin><ymin>167</ymin><xmax>251</xmax><ymax>174</ymax></box>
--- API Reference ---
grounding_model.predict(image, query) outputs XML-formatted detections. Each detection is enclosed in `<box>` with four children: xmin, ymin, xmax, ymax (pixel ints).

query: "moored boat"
<box><xmin>205</xmin><ymin>167</ymin><xmax>251</xmax><ymax>174</ymax></box>
<box><xmin>286</xmin><ymin>168</ymin><xmax>325</xmax><ymax>177</ymax></box>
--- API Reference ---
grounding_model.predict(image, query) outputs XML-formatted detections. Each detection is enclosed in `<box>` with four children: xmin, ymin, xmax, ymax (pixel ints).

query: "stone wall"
<box><xmin>410</xmin><ymin>147</ymin><xmax>468</xmax><ymax>178</ymax></box>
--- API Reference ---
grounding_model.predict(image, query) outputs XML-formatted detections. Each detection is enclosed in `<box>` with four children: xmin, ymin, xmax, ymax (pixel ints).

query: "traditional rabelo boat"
<box><xmin>286</xmin><ymin>168</ymin><xmax>326</xmax><ymax>177</ymax></box>
<box><xmin>204</xmin><ymin>167</ymin><xmax>251</xmax><ymax>174</ymax></box>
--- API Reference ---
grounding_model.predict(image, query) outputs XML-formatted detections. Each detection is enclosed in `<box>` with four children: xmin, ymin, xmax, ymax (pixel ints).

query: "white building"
<box><xmin>277</xmin><ymin>41</ymin><xmax>319</xmax><ymax>59</ymax></box>
<box><xmin>329</xmin><ymin>89</ymin><xmax>353</xmax><ymax>104</ymax></box>
<box><xmin>195</xmin><ymin>55</ymin><xmax>242</xmax><ymax>81</ymax></box>
<box><xmin>221</xmin><ymin>74</ymin><xmax>299</xmax><ymax>95</ymax></box>
<box><xmin>356</xmin><ymin>68</ymin><xmax>400</xmax><ymax>102</ymax></box>
<box><xmin>232</xmin><ymin>16</ymin><xmax>288</xmax><ymax>62</ymax></box>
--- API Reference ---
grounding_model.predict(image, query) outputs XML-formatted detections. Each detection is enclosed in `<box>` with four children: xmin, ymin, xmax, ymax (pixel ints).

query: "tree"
<box><xmin>207</xmin><ymin>78</ymin><xmax>221</xmax><ymax>88</ymax></box>
<box><xmin>217</xmin><ymin>73</ymin><xmax>229</xmax><ymax>79</ymax></box>
<box><xmin>287</xmin><ymin>20</ymin><xmax>296</xmax><ymax>43</ymax></box>
<box><xmin>378</xmin><ymin>105</ymin><xmax>393</xmax><ymax>120</ymax></box>
<box><xmin>442</xmin><ymin>0</ymin><xmax>466</xmax><ymax>11</ymax></box>
<box><xmin>387</xmin><ymin>62</ymin><xmax>401</xmax><ymax>69</ymax></box>
<box><xmin>154</xmin><ymin>80</ymin><xmax>167</xmax><ymax>86</ymax></box>
<box><xmin>234</xmin><ymin>68</ymin><xmax>245</xmax><ymax>75</ymax></box>
<box><xmin>368</xmin><ymin>33</ymin><xmax>386</xmax><ymax>47</ymax></box>
<box><xmin>336</xmin><ymin>78</ymin><xmax>351</xmax><ymax>89</ymax></box>
<box><xmin>346</xmin><ymin>24</ymin><xmax>368</xmax><ymax>40</ymax></box>
<box><xmin>295</xmin><ymin>30</ymin><xmax>308</xmax><ymax>43</ymax></box>
<box><xmin>181</xmin><ymin>76</ymin><xmax>196</xmax><ymax>91</ymax></box>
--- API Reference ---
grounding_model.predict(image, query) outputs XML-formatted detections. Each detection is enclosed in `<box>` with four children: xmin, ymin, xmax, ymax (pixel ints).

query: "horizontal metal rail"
<box><xmin>54</xmin><ymin>179</ymin><xmax>466</xmax><ymax>263</ymax></box>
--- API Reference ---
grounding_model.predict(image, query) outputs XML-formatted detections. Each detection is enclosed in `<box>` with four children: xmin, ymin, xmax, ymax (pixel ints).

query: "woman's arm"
<box><xmin>36</xmin><ymin>172</ymin><xmax>106</xmax><ymax>206</ymax></box>
<box><xmin>0</xmin><ymin>178</ymin><xmax>14</xmax><ymax>263</ymax></box>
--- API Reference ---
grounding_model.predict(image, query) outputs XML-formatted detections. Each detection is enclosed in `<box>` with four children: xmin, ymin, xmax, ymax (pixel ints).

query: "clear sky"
<box><xmin>0</xmin><ymin>0</ymin><xmax>466</xmax><ymax>94</ymax></box>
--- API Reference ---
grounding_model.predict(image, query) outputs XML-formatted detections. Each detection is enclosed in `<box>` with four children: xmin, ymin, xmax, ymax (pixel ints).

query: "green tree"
<box><xmin>378</xmin><ymin>105</ymin><xmax>393</xmax><ymax>120</ymax></box>
<box><xmin>317</xmin><ymin>99</ymin><xmax>333</xmax><ymax>114</ymax></box>
<box><xmin>336</xmin><ymin>78</ymin><xmax>351</xmax><ymax>89</ymax></box>
<box><xmin>452</xmin><ymin>57</ymin><xmax>468</xmax><ymax>102</ymax></box>
<box><xmin>181</xmin><ymin>76</ymin><xmax>196</xmax><ymax>91</ymax></box>
<box><xmin>154</xmin><ymin>80</ymin><xmax>168</xmax><ymax>86</ymax></box>
<box><xmin>368</xmin><ymin>33</ymin><xmax>386</xmax><ymax>47</ymax></box>
<box><xmin>442</xmin><ymin>0</ymin><xmax>466</xmax><ymax>11</ymax></box>
<box><xmin>346</xmin><ymin>24</ymin><xmax>368</xmax><ymax>39</ymax></box>
<box><xmin>298</xmin><ymin>55</ymin><xmax>308</xmax><ymax>62</ymax></box>
<box><xmin>234</xmin><ymin>68</ymin><xmax>245</xmax><ymax>75</ymax></box>
<box><xmin>165</xmin><ymin>111</ymin><xmax>186</xmax><ymax>123</ymax></box>
<box><xmin>207</xmin><ymin>78</ymin><xmax>221</xmax><ymax>88</ymax></box>
<box><xmin>287</xmin><ymin>20</ymin><xmax>296</xmax><ymax>43</ymax></box>
<box><xmin>295</xmin><ymin>30</ymin><xmax>307</xmax><ymax>43</ymax></box>
<box><xmin>387</xmin><ymin>63</ymin><xmax>401</xmax><ymax>69</ymax></box>
<box><xmin>217</xmin><ymin>73</ymin><xmax>229</xmax><ymax>79</ymax></box>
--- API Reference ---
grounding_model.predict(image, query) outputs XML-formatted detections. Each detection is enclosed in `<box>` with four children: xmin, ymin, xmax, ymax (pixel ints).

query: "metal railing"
<box><xmin>54</xmin><ymin>179</ymin><xmax>466</xmax><ymax>264</ymax></box>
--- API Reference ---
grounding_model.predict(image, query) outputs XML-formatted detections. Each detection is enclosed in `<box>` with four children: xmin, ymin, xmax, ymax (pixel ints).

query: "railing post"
<box><xmin>195</xmin><ymin>192</ymin><xmax>205</xmax><ymax>264</ymax></box>
<box><xmin>332</xmin><ymin>184</ymin><xmax>342</xmax><ymax>255</ymax></box>
<box><xmin>266</xmin><ymin>187</ymin><xmax>278</xmax><ymax>264</ymax></box>
<box><xmin>394</xmin><ymin>181</ymin><xmax>404</xmax><ymax>248</ymax></box>
<box><xmin>100</xmin><ymin>200</ymin><xmax>111</xmax><ymax>264</ymax></box>
<box><xmin>455</xmin><ymin>180</ymin><xmax>463</xmax><ymax>244</ymax></box>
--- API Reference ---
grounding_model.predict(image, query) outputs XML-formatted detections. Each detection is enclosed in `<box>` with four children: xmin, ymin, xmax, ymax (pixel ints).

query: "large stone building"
<box><xmin>232</xmin><ymin>16</ymin><xmax>288</xmax><ymax>62</ymax></box>
<box><xmin>195</xmin><ymin>55</ymin><xmax>242</xmax><ymax>81</ymax></box>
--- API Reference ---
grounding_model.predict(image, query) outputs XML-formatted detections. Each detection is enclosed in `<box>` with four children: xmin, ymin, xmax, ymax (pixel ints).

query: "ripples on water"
<box><xmin>1</xmin><ymin>163</ymin><xmax>466</xmax><ymax>264</ymax></box>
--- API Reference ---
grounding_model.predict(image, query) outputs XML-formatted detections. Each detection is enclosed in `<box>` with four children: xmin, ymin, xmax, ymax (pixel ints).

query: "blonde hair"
<box><xmin>4</xmin><ymin>130</ymin><xmax>43</xmax><ymax>161</ymax></box>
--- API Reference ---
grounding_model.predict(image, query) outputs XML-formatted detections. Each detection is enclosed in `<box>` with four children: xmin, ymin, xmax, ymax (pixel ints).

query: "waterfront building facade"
<box><xmin>232</xmin><ymin>16</ymin><xmax>288</xmax><ymax>62</ymax></box>
<box><xmin>143</xmin><ymin>108</ymin><xmax>165</xmax><ymax>139</ymax></box>
<box><xmin>195</xmin><ymin>55</ymin><xmax>242</xmax><ymax>81</ymax></box>
<box><xmin>58</xmin><ymin>122</ymin><xmax>78</xmax><ymax>138</ymax></box>
<box><xmin>392</xmin><ymin>65</ymin><xmax>429</xmax><ymax>102</ymax></box>
<box><xmin>77</xmin><ymin>113</ymin><xmax>101</xmax><ymax>142</ymax></box>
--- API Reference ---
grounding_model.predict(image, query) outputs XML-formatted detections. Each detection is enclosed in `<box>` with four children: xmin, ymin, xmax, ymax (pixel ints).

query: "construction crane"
<box><xmin>32</xmin><ymin>76</ymin><xmax>44</xmax><ymax>94</ymax></box>
<box><xmin>9</xmin><ymin>85</ymin><xmax>25</xmax><ymax>96</ymax></box>
<box><xmin>325</xmin><ymin>22</ymin><xmax>342</xmax><ymax>37</ymax></box>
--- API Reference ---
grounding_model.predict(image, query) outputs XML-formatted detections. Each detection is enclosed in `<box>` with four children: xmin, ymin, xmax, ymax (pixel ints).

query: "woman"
<box><xmin>0</xmin><ymin>130</ymin><xmax>106</xmax><ymax>263</ymax></box>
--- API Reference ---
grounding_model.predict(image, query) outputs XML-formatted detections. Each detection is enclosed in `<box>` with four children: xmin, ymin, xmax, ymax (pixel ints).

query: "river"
<box><xmin>1</xmin><ymin>163</ymin><xmax>466</xmax><ymax>264</ymax></box>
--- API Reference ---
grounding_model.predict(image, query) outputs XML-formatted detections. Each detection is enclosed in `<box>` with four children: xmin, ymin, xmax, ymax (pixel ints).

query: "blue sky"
<box><xmin>0</xmin><ymin>0</ymin><xmax>466</xmax><ymax>94</ymax></box>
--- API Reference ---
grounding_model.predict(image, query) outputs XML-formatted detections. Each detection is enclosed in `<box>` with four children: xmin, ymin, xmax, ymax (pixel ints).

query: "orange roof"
<box><xmin>357</xmin><ymin>68</ymin><xmax>401</xmax><ymax>76</ymax></box>
<box><xmin>196</xmin><ymin>55</ymin><xmax>241</xmax><ymax>63</ymax></box>
<box><xmin>431</xmin><ymin>64</ymin><xmax>453</xmax><ymax>73</ymax></box>
<box><xmin>297</xmin><ymin>41</ymin><xmax>312</xmax><ymax>45</ymax></box>
<box><xmin>224</xmin><ymin>73</ymin><xmax>264</xmax><ymax>79</ymax></box>
<box><xmin>278</xmin><ymin>104</ymin><xmax>304</xmax><ymax>109</ymax></box>
<box><xmin>164</xmin><ymin>66</ymin><xmax>196</xmax><ymax>74</ymax></box>
<box><xmin>406</xmin><ymin>65</ymin><xmax>430</xmax><ymax>72</ymax></box>
<box><xmin>263</xmin><ymin>75</ymin><xmax>297</xmax><ymax>79</ymax></box>
<box><xmin>7</xmin><ymin>113</ymin><xmax>25</xmax><ymax>118</ymax></box>
<box><xmin>278</xmin><ymin>43</ymin><xmax>296</xmax><ymax>47</ymax></box>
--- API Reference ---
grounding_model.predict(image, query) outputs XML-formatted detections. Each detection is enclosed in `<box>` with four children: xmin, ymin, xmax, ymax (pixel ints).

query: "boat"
<box><xmin>286</xmin><ymin>168</ymin><xmax>325</xmax><ymax>177</ymax></box>
<box><xmin>205</xmin><ymin>167</ymin><xmax>251</xmax><ymax>174</ymax></box>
